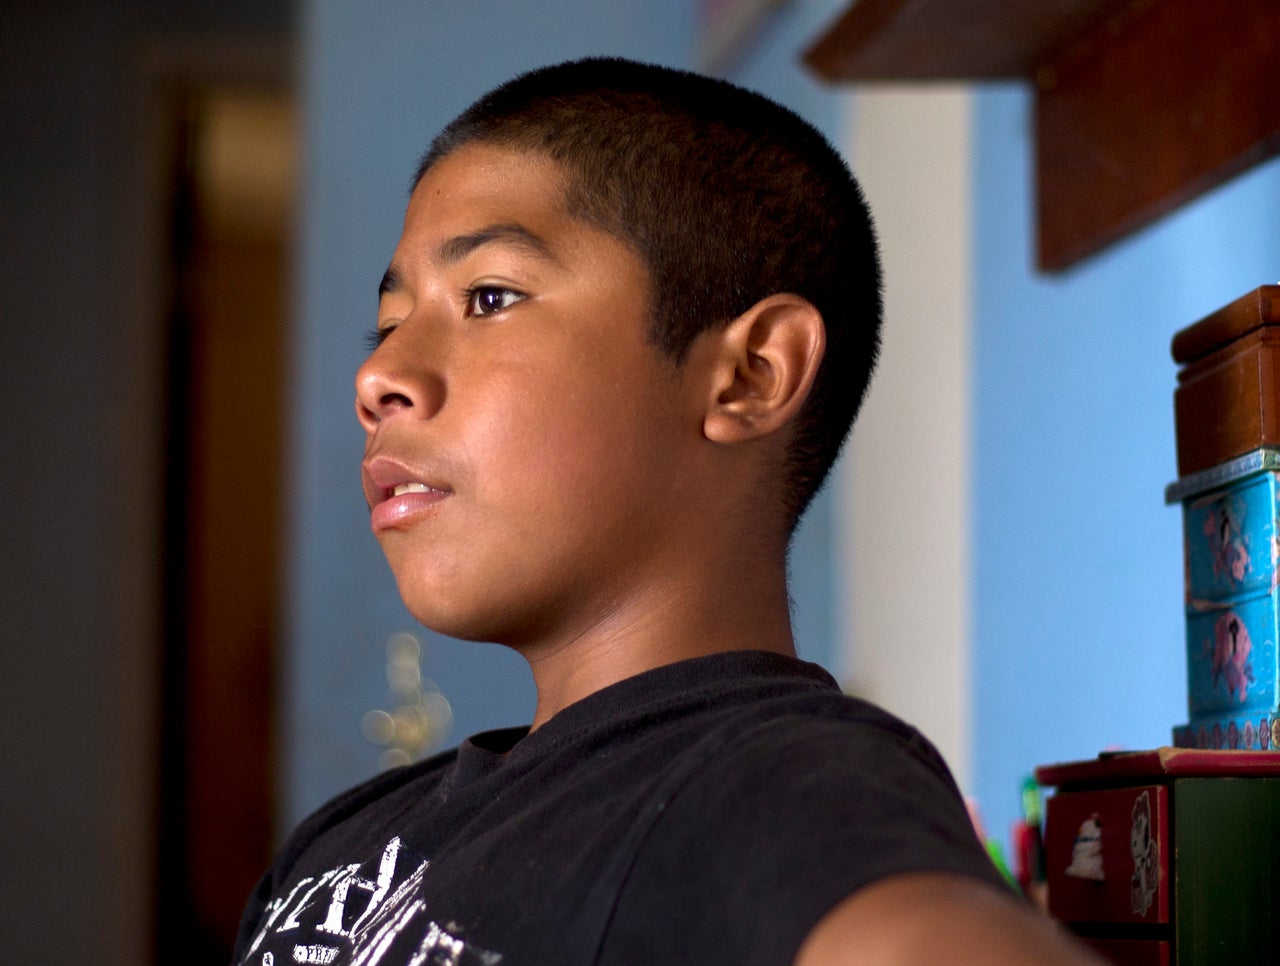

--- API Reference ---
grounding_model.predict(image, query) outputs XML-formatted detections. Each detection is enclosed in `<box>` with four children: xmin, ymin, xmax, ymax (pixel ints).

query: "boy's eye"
<box><xmin>466</xmin><ymin>286</ymin><xmax>525</xmax><ymax>317</ymax></box>
<box><xmin>364</xmin><ymin>325</ymin><xmax>391</xmax><ymax>353</ymax></box>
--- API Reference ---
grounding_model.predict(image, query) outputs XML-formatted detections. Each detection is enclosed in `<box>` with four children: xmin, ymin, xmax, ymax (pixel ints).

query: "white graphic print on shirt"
<box><xmin>239</xmin><ymin>836</ymin><xmax>501</xmax><ymax>966</ymax></box>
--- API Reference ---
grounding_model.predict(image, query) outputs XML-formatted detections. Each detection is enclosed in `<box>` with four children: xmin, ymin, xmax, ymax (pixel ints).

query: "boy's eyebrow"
<box><xmin>377</xmin><ymin>223</ymin><xmax>561</xmax><ymax>302</ymax></box>
<box><xmin>435</xmin><ymin>223</ymin><xmax>561</xmax><ymax>267</ymax></box>
<box><xmin>378</xmin><ymin>266</ymin><xmax>403</xmax><ymax>300</ymax></box>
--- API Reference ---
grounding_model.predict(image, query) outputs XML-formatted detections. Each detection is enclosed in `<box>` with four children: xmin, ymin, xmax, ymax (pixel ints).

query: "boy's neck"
<box><xmin>521</xmin><ymin>547</ymin><xmax>797</xmax><ymax>731</ymax></box>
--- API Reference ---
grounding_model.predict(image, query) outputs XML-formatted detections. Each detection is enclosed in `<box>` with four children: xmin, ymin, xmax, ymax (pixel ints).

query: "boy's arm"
<box><xmin>795</xmin><ymin>872</ymin><xmax>1105</xmax><ymax>966</ymax></box>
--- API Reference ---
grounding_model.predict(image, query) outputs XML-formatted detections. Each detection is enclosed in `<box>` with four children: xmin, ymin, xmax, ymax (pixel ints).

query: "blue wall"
<box><xmin>971</xmin><ymin>84</ymin><xmax>1280</xmax><ymax>842</ymax></box>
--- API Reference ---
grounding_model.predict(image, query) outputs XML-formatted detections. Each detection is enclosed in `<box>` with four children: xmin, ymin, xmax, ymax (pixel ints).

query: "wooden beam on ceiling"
<box><xmin>1036</xmin><ymin>0</ymin><xmax>1280</xmax><ymax>270</ymax></box>
<box><xmin>805</xmin><ymin>0</ymin><xmax>1125</xmax><ymax>81</ymax></box>
<box><xmin>805</xmin><ymin>0</ymin><xmax>1280</xmax><ymax>272</ymax></box>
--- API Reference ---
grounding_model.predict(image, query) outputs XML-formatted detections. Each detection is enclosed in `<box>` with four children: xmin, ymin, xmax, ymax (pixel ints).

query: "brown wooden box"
<box><xmin>1172</xmin><ymin>286</ymin><xmax>1280</xmax><ymax>476</ymax></box>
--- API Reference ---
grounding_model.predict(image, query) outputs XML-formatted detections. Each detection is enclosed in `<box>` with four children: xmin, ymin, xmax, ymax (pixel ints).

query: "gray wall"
<box><xmin>1</xmin><ymin>3</ymin><xmax>290</xmax><ymax>962</ymax></box>
<box><xmin>2</xmin><ymin>9</ymin><xmax>138</xmax><ymax>959</ymax></box>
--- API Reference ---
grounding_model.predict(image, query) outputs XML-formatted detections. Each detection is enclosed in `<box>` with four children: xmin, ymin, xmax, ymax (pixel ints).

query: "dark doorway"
<box><xmin>157</xmin><ymin>83</ymin><xmax>295</xmax><ymax>964</ymax></box>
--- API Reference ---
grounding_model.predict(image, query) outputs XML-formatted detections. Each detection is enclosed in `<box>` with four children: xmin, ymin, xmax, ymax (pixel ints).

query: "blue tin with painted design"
<box><xmin>1170</xmin><ymin>449</ymin><xmax>1280</xmax><ymax>745</ymax></box>
<box><xmin>1182</xmin><ymin>471</ymin><xmax>1279</xmax><ymax>603</ymax></box>
<box><xmin>1185</xmin><ymin>593</ymin><xmax>1280</xmax><ymax>715</ymax></box>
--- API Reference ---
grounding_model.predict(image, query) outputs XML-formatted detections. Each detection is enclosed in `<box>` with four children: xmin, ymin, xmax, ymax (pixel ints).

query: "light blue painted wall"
<box><xmin>971</xmin><ymin>85</ymin><xmax>1280</xmax><ymax>844</ymax></box>
<box><xmin>288</xmin><ymin>0</ymin><xmax>694</xmax><ymax>825</ymax></box>
<box><xmin>726</xmin><ymin>0</ymin><xmax>845</xmax><ymax>142</ymax></box>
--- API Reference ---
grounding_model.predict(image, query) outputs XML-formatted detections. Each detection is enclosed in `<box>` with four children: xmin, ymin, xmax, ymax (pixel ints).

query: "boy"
<box><xmin>234</xmin><ymin>58</ymin><xmax>1097</xmax><ymax>965</ymax></box>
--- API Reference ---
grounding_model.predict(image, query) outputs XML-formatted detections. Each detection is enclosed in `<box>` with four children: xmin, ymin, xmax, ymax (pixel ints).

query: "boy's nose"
<box><xmin>355</xmin><ymin>338</ymin><xmax>446</xmax><ymax>431</ymax></box>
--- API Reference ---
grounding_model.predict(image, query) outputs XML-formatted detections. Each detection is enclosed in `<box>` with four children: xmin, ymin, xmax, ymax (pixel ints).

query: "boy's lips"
<box><xmin>362</xmin><ymin>455</ymin><xmax>453</xmax><ymax>532</ymax></box>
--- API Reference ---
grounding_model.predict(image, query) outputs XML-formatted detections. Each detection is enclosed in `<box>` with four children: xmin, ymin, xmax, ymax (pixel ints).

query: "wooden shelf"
<box><xmin>806</xmin><ymin>0</ymin><xmax>1124</xmax><ymax>81</ymax></box>
<box><xmin>806</xmin><ymin>0</ymin><xmax>1280</xmax><ymax>272</ymax></box>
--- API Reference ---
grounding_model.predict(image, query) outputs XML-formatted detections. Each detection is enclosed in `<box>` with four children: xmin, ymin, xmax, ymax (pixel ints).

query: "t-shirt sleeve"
<box><xmin>597</xmin><ymin>711</ymin><xmax>1009</xmax><ymax>966</ymax></box>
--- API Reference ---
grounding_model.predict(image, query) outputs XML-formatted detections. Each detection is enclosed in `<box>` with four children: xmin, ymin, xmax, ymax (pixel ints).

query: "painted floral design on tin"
<box><xmin>1208</xmin><ymin>611</ymin><xmax>1256</xmax><ymax>703</ymax></box>
<box><xmin>1273</xmin><ymin>515</ymin><xmax>1280</xmax><ymax>593</ymax></box>
<box><xmin>1204</xmin><ymin>499</ymin><xmax>1250</xmax><ymax>585</ymax></box>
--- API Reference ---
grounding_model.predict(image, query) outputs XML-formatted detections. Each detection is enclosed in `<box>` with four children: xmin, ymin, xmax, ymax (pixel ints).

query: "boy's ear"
<box><xmin>701</xmin><ymin>293</ymin><xmax>825</xmax><ymax>446</ymax></box>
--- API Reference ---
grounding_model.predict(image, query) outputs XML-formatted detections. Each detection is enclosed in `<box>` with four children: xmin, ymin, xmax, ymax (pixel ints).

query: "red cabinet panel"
<box><xmin>1080</xmin><ymin>936</ymin><xmax>1171</xmax><ymax>966</ymax></box>
<box><xmin>1045</xmin><ymin>785</ymin><xmax>1169</xmax><ymax>925</ymax></box>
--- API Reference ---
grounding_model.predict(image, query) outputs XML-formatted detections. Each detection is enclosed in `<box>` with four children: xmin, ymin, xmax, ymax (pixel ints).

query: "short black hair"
<box><xmin>417</xmin><ymin>57</ymin><xmax>882</xmax><ymax>526</ymax></box>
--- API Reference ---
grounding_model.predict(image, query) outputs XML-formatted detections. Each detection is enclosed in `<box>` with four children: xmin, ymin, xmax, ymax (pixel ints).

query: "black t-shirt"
<box><xmin>234</xmin><ymin>651</ymin><xmax>1005</xmax><ymax>965</ymax></box>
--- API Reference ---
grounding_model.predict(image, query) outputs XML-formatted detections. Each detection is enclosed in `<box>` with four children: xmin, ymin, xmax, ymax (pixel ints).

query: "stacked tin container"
<box><xmin>1166</xmin><ymin>286</ymin><xmax>1280</xmax><ymax>750</ymax></box>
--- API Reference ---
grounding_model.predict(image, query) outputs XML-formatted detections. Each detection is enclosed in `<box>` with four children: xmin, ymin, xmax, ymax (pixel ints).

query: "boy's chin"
<box><xmin>398</xmin><ymin>597</ymin><xmax>492</xmax><ymax>644</ymax></box>
<box><xmin>388</xmin><ymin>554</ymin><xmax>589</xmax><ymax>651</ymax></box>
<box><xmin>394</xmin><ymin>582</ymin><xmax>527</xmax><ymax>648</ymax></box>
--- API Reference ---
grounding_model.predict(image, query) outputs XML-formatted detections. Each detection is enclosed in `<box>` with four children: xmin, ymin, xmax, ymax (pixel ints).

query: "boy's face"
<box><xmin>357</xmin><ymin>143</ymin><xmax>701</xmax><ymax>648</ymax></box>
